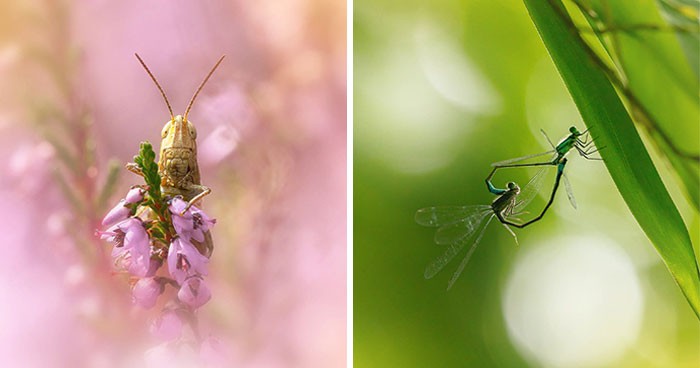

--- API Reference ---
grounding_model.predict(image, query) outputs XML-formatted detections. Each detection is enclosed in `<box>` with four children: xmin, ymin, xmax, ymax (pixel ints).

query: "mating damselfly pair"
<box><xmin>416</xmin><ymin>126</ymin><xmax>602</xmax><ymax>290</ymax></box>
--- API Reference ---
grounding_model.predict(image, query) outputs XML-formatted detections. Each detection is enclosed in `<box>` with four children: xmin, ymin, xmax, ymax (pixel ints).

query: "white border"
<box><xmin>346</xmin><ymin>0</ymin><xmax>354</xmax><ymax>366</ymax></box>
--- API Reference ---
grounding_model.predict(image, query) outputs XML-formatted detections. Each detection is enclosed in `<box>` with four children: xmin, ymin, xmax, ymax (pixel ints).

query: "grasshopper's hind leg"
<box><xmin>183</xmin><ymin>184</ymin><xmax>212</xmax><ymax>212</ymax></box>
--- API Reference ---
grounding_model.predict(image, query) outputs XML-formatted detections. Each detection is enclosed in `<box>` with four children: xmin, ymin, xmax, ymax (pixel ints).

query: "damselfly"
<box><xmin>488</xmin><ymin>126</ymin><xmax>602</xmax><ymax>211</ymax></box>
<box><xmin>416</xmin><ymin>158</ymin><xmax>568</xmax><ymax>290</ymax></box>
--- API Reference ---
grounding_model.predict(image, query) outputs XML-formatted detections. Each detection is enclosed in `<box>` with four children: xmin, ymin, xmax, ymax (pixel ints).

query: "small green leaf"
<box><xmin>524</xmin><ymin>0</ymin><xmax>700</xmax><ymax>317</ymax></box>
<box><xmin>134</xmin><ymin>141</ymin><xmax>161</xmax><ymax>202</ymax></box>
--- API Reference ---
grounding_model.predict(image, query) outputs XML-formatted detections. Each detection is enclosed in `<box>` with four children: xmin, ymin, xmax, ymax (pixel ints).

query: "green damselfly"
<box><xmin>491</xmin><ymin>126</ymin><xmax>601</xmax><ymax>168</ymax></box>
<box><xmin>488</xmin><ymin>126</ymin><xmax>602</xmax><ymax>211</ymax></box>
<box><xmin>416</xmin><ymin>158</ymin><xmax>568</xmax><ymax>290</ymax></box>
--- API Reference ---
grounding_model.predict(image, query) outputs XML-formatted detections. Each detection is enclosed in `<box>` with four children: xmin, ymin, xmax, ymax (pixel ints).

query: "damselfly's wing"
<box><xmin>445</xmin><ymin>215</ymin><xmax>495</xmax><ymax>290</ymax></box>
<box><xmin>490</xmin><ymin>150</ymin><xmax>556</xmax><ymax>167</ymax></box>
<box><xmin>424</xmin><ymin>212</ymin><xmax>493</xmax><ymax>281</ymax></box>
<box><xmin>415</xmin><ymin>205</ymin><xmax>490</xmax><ymax>227</ymax></box>
<box><xmin>512</xmin><ymin>166</ymin><xmax>548</xmax><ymax>215</ymax></box>
<box><xmin>563</xmin><ymin>173</ymin><xmax>577</xmax><ymax>209</ymax></box>
<box><xmin>416</xmin><ymin>205</ymin><xmax>493</xmax><ymax>245</ymax></box>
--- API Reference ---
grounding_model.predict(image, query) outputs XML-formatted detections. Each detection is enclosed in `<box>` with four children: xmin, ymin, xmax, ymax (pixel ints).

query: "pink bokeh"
<box><xmin>0</xmin><ymin>0</ymin><xmax>346</xmax><ymax>366</ymax></box>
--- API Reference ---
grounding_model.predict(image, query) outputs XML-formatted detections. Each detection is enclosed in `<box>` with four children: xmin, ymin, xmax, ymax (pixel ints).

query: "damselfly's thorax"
<box><xmin>491</xmin><ymin>182</ymin><xmax>520</xmax><ymax>216</ymax></box>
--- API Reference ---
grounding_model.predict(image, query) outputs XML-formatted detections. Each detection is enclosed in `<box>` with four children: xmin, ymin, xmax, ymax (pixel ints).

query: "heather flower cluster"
<box><xmin>97</xmin><ymin>142</ymin><xmax>215</xmax><ymax>341</ymax></box>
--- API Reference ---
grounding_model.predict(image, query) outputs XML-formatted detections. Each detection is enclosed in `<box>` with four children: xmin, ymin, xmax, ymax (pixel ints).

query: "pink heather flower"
<box><xmin>150</xmin><ymin>310</ymin><xmax>183</xmax><ymax>342</ymax></box>
<box><xmin>101</xmin><ymin>200</ymin><xmax>130</xmax><ymax>227</ymax></box>
<box><xmin>167</xmin><ymin>237</ymin><xmax>209</xmax><ymax>284</ymax></box>
<box><xmin>191</xmin><ymin>207</ymin><xmax>216</xmax><ymax>243</ymax></box>
<box><xmin>101</xmin><ymin>187</ymin><xmax>146</xmax><ymax>227</ymax></box>
<box><xmin>177</xmin><ymin>275</ymin><xmax>211</xmax><ymax>309</ymax></box>
<box><xmin>168</xmin><ymin>197</ymin><xmax>195</xmax><ymax>238</ymax></box>
<box><xmin>132</xmin><ymin>277</ymin><xmax>164</xmax><ymax>309</ymax></box>
<box><xmin>145</xmin><ymin>258</ymin><xmax>163</xmax><ymax>278</ymax></box>
<box><xmin>100</xmin><ymin>218</ymin><xmax>151</xmax><ymax>277</ymax></box>
<box><xmin>124</xmin><ymin>186</ymin><xmax>146</xmax><ymax>204</ymax></box>
<box><xmin>168</xmin><ymin>197</ymin><xmax>216</xmax><ymax>242</ymax></box>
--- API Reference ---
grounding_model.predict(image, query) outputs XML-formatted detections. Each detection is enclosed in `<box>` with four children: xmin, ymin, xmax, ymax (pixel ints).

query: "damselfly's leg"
<box><xmin>501</xmin><ymin>223</ymin><xmax>519</xmax><ymax>246</ymax></box>
<box><xmin>540</xmin><ymin>129</ymin><xmax>556</xmax><ymax>149</ymax></box>
<box><xmin>575</xmin><ymin>144</ymin><xmax>604</xmax><ymax>160</ymax></box>
<box><xmin>497</xmin><ymin>159</ymin><xmax>568</xmax><ymax>229</ymax></box>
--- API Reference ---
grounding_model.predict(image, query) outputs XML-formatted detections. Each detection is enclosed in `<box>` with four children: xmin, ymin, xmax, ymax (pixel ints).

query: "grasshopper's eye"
<box><xmin>188</xmin><ymin>121</ymin><xmax>197</xmax><ymax>139</ymax></box>
<box><xmin>161</xmin><ymin>121</ymin><xmax>171</xmax><ymax>138</ymax></box>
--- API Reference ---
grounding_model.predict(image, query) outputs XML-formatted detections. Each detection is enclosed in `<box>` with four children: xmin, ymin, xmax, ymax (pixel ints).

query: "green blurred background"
<box><xmin>354</xmin><ymin>0</ymin><xmax>699</xmax><ymax>367</ymax></box>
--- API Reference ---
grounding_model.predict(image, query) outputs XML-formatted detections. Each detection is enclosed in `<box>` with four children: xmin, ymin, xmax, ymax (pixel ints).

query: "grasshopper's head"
<box><xmin>134</xmin><ymin>53</ymin><xmax>225</xmax><ymax>154</ymax></box>
<box><xmin>161</xmin><ymin>115</ymin><xmax>197</xmax><ymax>151</ymax></box>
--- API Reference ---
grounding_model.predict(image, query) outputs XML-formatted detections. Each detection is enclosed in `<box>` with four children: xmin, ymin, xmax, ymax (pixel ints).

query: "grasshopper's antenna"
<box><xmin>135</xmin><ymin>53</ymin><xmax>174</xmax><ymax>120</ymax></box>
<box><xmin>184</xmin><ymin>55</ymin><xmax>225</xmax><ymax>121</ymax></box>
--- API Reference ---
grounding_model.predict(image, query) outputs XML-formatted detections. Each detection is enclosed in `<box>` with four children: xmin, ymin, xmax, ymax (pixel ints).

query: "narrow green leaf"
<box><xmin>582</xmin><ymin>0</ymin><xmax>700</xmax><ymax>210</ymax></box>
<box><xmin>523</xmin><ymin>0</ymin><xmax>700</xmax><ymax>317</ymax></box>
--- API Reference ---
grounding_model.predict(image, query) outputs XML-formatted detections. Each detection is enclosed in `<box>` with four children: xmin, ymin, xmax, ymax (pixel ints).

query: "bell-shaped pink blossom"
<box><xmin>101</xmin><ymin>187</ymin><xmax>146</xmax><ymax>227</ymax></box>
<box><xmin>100</xmin><ymin>218</ymin><xmax>151</xmax><ymax>277</ymax></box>
<box><xmin>101</xmin><ymin>200</ymin><xmax>130</xmax><ymax>227</ymax></box>
<box><xmin>98</xmin><ymin>225</ymin><xmax>125</xmax><ymax>246</ymax></box>
<box><xmin>168</xmin><ymin>197</ymin><xmax>195</xmax><ymax>239</ymax></box>
<box><xmin>167</xmin><ymin>237</ymin><xmax>209</xmax><ymax>284</ymax></box>
<box><xmin>145</xmin><ymin>258</ymin><xmax>163</xmax><ymax>277</ymax></box>
<box><xmin>124</xmin><ymin>186</ymin><xmax>146</xmax><ymax>204</ymax></box>
<box><xmin>177</xmin><ymin>275</ymin><xmax>211</xmax><ymax>309</ymax></box>
<box><xmin>168</xmin><ymin>197</ymin><xmax>216</xmax><ymax>242</ymax></box>
<box><xmin>191</xmin><ymin>207</ymin><xmax>216</xmax><ymax>243</ymax></box>
<box><xmin>132</xmin><ymin>277</ymin><xmax>164</xmax><ymax>309</ymax></box>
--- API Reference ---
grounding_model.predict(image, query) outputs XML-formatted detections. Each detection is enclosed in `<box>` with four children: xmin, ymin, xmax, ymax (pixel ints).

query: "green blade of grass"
<box><xmin>582</xmin><ymin>0</ymin><xmax>699</xmax><ymax>210</ymax></box>
<box><xmin>523</xmin><ymin>0</ymin><xmax>700</xmax><ymax>317</ymax></box>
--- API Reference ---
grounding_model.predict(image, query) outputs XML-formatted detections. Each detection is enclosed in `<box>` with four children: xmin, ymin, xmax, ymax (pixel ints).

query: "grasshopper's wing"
<box><xmin>491</xmin><ymin>150</ymin><xmax>556</xmax><ymax>167</ymax></box>
<box><xmin>424</xmin><ymin>212</ymin><xmax>493</xmax><ymax>281</ymax></box>
<box><xmin>563</xmin><ymin>173</ymin><xmax>577</xmax><ymax>209</ymax></box>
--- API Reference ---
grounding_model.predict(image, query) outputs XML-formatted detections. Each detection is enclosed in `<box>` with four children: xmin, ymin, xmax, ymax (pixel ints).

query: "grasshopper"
<box><xmin>126</xmin><ymin>53</ymin><xmax>224</xmax><ymax>257</ymax></box>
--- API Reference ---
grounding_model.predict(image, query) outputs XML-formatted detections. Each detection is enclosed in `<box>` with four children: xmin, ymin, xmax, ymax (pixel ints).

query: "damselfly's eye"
<box><xmin>507</xmin><ymin>182</ymin><xmax>517</xmax><ymax>190</ymax></box>
<box><xmin>569</xmin><ymin>126</ymin><xmax>578</xmax><ymax>134</ymax></box>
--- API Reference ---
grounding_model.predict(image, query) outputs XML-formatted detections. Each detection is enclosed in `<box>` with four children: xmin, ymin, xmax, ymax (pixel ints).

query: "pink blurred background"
<box><xmin>0</xmin><ymin>0</ymin><xmax>346</xmax><ymax>366</ymax></box>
